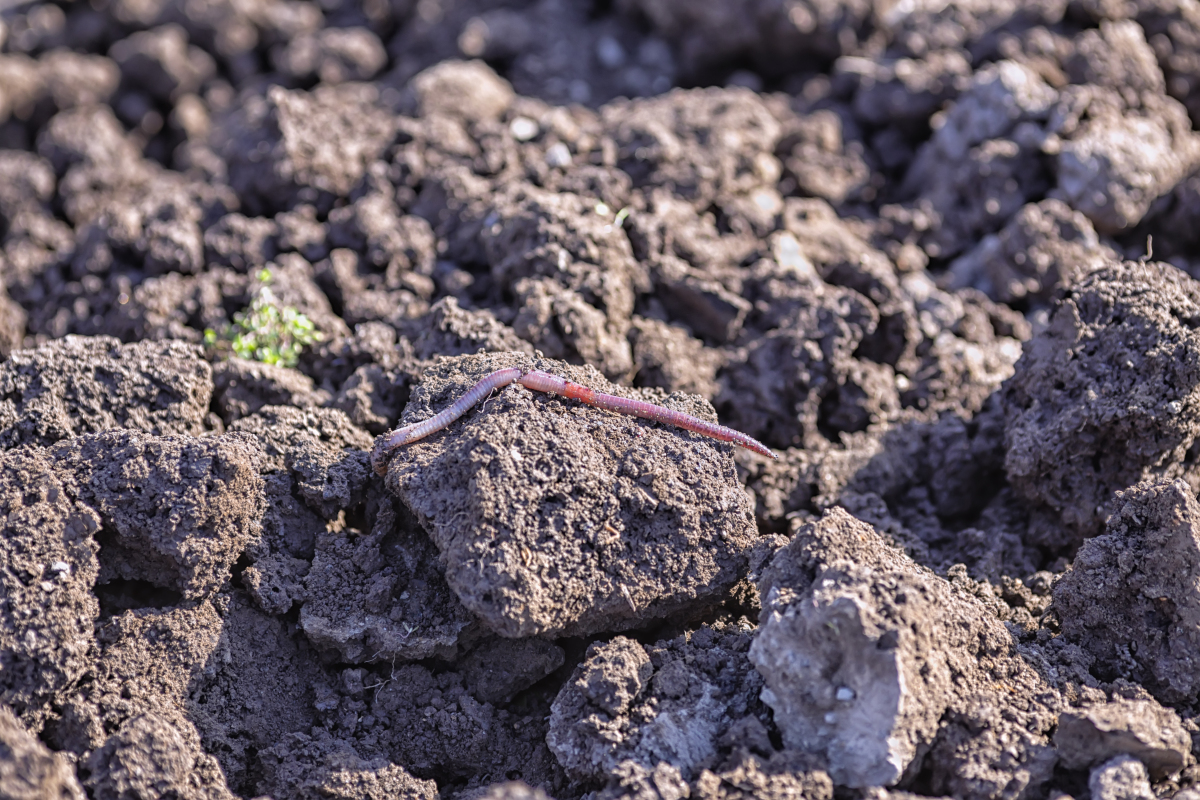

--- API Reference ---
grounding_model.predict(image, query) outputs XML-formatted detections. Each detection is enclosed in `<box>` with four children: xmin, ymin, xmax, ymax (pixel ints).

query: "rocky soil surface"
<box><xmin>4</xmin><ymin>0</ymin><xmax>1200</xmax><ymax>798</ymax></box>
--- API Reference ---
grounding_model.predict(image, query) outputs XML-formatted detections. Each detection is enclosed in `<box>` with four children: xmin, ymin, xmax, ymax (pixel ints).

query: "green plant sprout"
<box><xmin>204</xmin><ymin>269</ymin><xmax>322</xmax><ymax>368</ymax></box>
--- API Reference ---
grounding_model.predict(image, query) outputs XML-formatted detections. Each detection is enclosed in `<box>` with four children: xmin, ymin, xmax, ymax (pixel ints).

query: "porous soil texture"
<box><xmin>7</xmin><ymin>1</ymin><xmax>1200</xmax><ymax>799</ymax></box>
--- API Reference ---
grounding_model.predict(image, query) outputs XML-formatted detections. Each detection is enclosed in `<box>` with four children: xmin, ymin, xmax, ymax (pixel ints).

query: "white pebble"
<box><xmin>546</xmin><ymin>142</ymin><xmax>572</xmax><ymax>168</ymax></box>
<box><xmin>836</xmin><ymin>686</ymin><xmax>855</xmax><ymax>702</ymax></box>
<box><xmin>510</xmin><ymin>116</ymin><xmax>539</xmax><ymax>142</ymax></box>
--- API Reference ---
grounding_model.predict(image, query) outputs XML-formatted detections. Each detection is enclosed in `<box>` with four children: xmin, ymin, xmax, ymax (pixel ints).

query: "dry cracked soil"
<box><xmin>5</xmin><ymin>1</ymin><xmax>1200</xmax><ymax>799</ymax></box>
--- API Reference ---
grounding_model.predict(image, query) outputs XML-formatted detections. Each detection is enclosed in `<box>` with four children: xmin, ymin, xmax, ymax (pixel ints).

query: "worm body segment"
<box><xmin>371</xmin><ymin>368</ymin><xmax>777</xmax><ymax>475</ymax></box>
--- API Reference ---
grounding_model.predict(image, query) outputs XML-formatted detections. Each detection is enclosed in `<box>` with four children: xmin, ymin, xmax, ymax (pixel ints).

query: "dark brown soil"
<box><xmin>3</xmin><ymin>1</ymin><xmax>1200</xmax><ymax>798</ymax></box>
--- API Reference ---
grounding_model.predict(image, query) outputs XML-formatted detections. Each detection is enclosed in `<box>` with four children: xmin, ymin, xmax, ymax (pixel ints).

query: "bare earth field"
<box><xmin>4</xmin><ymin>1</ymin><xmax>1200</xmax><ymax>798</ymax></box>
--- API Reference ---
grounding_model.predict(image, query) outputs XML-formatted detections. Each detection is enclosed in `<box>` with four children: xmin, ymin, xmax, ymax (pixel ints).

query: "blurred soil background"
<box><xmin>5</xmin><ymin>0</ymin><xmax>1200</xmax><ymax>799</ymax></box>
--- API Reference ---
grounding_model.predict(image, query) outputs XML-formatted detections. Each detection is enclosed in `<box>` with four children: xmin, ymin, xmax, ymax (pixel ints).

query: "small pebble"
<box><xmin>836</xmin><ymin>686</ymin><xmax>855</xmax><ymax>701</ymax></box>
<box><xmin>510</xmin><ymin>116</ymin><xmax>539</xmax><ymax>142</ymax></box>
<box><xmin>546</xmin><ymin>142</ymin><xmax>572</xmax><ymax>168</ymax></box>
<box><xmin>824</xmin><ymin>712</ymin><xmax>837</xmax><ymax>724</ymax></box>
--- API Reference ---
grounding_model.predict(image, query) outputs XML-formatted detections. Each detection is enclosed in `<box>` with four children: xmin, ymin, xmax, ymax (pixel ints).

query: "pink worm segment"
<box><xmin>371</xmin><ymin>368</ymin><xmax>777</xmax><ymax>474</ymax></box>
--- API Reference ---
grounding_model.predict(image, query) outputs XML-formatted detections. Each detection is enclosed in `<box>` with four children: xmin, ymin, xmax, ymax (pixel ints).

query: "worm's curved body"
<box><xmin>370</xmin><ymin>368</ymin><xmax>776</xmax><ymax>474</ymax></box>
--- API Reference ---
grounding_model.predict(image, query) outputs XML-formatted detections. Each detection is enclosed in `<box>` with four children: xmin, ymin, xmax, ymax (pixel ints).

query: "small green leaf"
<box><xmin>203</xmin><ymin>276</ymin><xmax>323</xmax><ymax>368</ymax></box>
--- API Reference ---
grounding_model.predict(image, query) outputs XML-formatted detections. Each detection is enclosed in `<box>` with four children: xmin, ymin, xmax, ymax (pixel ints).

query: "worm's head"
<box><xmin>370</xmin><ymin>435</ymin><xmax>393</xmax><ymax>476</ymax></box>
<box><xmin>371</xmin><ymin>425</ymin><xmax>420</xmax><ymax>475</ymax></box>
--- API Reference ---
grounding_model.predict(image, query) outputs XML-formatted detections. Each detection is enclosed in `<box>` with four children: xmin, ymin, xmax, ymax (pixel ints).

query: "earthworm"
<box><xmin>370</xmin><ymin>367</ymin><xmax>777</xmax><ymax>474</ymax></box>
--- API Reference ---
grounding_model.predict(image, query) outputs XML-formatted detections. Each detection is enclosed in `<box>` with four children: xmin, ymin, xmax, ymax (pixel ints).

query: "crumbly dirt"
<box><xmin>5</xmin><ymin>1</ymin><xmax>1200</xmax><ymax>799</ymax></box>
